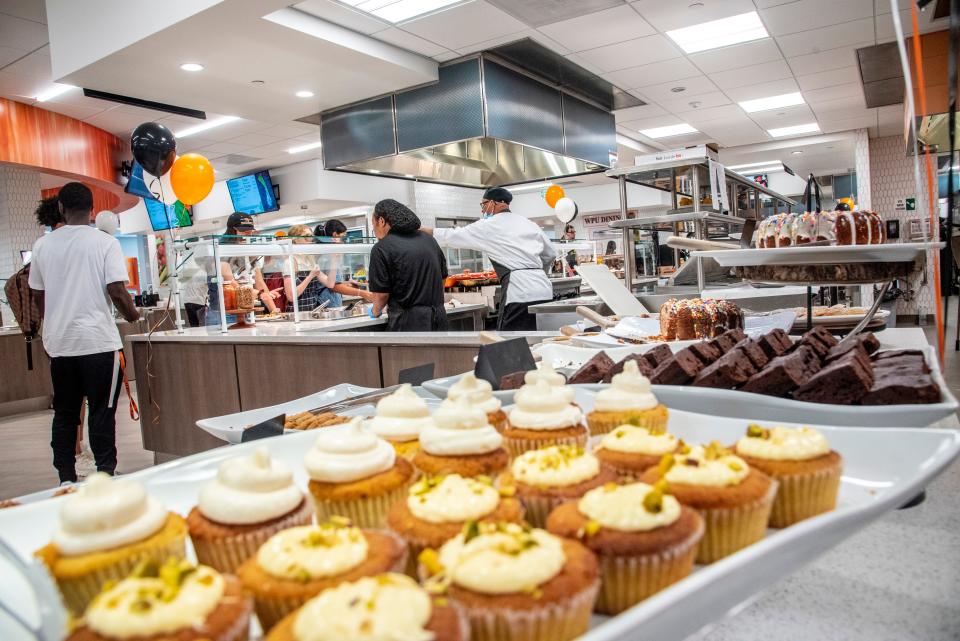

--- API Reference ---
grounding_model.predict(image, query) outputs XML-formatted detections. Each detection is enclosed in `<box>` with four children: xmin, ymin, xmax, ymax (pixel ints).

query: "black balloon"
<box><xmin>130</xmin><ymin>122</ymin><xmax>177</xmax><ymax>177</ymax></box>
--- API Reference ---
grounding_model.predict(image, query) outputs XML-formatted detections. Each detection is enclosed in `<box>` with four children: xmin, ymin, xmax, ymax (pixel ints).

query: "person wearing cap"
<box><xmin>423</xmin><ymin>186</ymin><xmax>557</xmax><ymax>331</ymax></box>
<box><xmin>205</xmin><ymin>213</ymin><xmax>280</xmax><ymax>325</ymax></box>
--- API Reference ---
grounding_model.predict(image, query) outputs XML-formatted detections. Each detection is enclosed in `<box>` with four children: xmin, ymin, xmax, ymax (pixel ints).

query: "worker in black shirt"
<box><xmin>367</xmin><ymin>199</ymin><xmax>449</xmax><ymax>332</ymax></box>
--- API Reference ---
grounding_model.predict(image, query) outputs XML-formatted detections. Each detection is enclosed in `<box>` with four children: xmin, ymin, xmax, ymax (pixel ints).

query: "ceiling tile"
<box><xmin>524</xmin><ymin>31</ymin><xmax>572</xmax><ymax>55</ymax></box>
<box><xmin>612</xmin><ymin>103</ymin><xmax>667</xmax><ymax>122</ymax></box>
<box><xmin>809</xmin><ymin>96</ymin><xmax>868</xmax><ymax>119</ymax></box>
<box><xmin>787</xmin><ymin>42</ymin><xmax>871</xmax><ymax>76</ymax></box>
<box><xmin>455</xmin><ymin>30</ymin><xmax>528</xmax><ymax>55</ymax></box>
<box><xmin>819</xmin><ymin>113</ymin><xmax>878</xmax><ymax>133</ymax></box>
<box><xmin>602</xmin><ymin>57</ymin><xmax>701</xmax><ymax>90</ymax></box>
<box><xmin>485</xmin><ymin>0</ymin><xmax>624</xmax><ymax>28</ymax></box>
<box><xmin>620</xmin><ymin>114</ymin><xmax>687</xmax><ymax>132</ymax></box>
<box><xmin>874</xmin><ymin>9</ymin><xmax>912</xmax><ymax>42</ymax></box>
<box><xmin>83</xmin><ymin>110</ymin><xmax>152</xmax><ymax>136</ymax></box>
<box><xmin>40</xmin><ymin>90</ymin><xmax>116</xmax><ymax>111</ymax></box>
<box><xmin>195</xmin><ymin>141</ymin><xmax>249</xmax><ymax>155</ymax></box>
<box><xmin>538</xmin><ymin>5</ymin><xmax>654</xmax><ymax>53</ymax></box>
<box><xmin>575</xmin><ymin>34</ymin><xmax>680</xmax><ymax>73</ymax></box>
<box><xmin>0</xmin><ymin>70</ymin><xmax>49</xmax><ymax>99</ymax></box>
<box><xmin>0</xmin><ymin>44</ymin><xmax>26</xmax><ymax>68</ymax></box>
<box><xmin>2</xmin><ymin>46</ymin><xmax>49</xmax><ymax>78</ymax></box>
<box><xmin>754</xmin><ymin>0</ymin><xmax>800</xmax><ymax>8</ymax></box>
<box><xmin>636</xmin><ymin>74</ymin><xmax>719</xmax><ymax>102</ymax></box>
<box><xmin>630</xmin><ymin>0</ymin><xmax>756</xmax><ymax>32</ymax></box>
<box><xmin>110</xmin><ymin>104</ymin><xmax>179</xmax><ymax>121</ymax></box>
<box><xmin>725</xmin><ymin>78</ymin><xmax>800</xmax><ymax>103</ymax></box>
<box><xmin>803</xmin><ymin>82</ymin><xmax>864</xmax><ymax>105</ymax></box>
<box><xmin>41</xmin><ymin>101</ymin><xmax>110</xmax><ymax>121</ymax></box>
<box><xmin>658</xmin><ymin>90</ymin><xmax>731</xmax><ymax>114</ymax></box>
<box><xmin>376</xmin><ymin>27</ymin><xmax>447</xmax><ymax>56</ymax></box>
<box><xmin>876</xmin><ymin>104</ymin><xmax>903</xmax><ymax>125</ymax></box>
<box><xmin>0</xmin><ymin>13</ymin><xmax>47</xmax><ymax>50</ymax></box>
<box><xmin>687</xmin><ymin>39</ymin><xmax>782</xmax><ymax>74</ymax></box>
<box><xmin>0</xmin><ymin>0</ymin><xmax>47</xmax><ymax>24</ymax></box>
<box><xmin>701</xmin><ymin>121</ymin><xmax>769</xmax><ymax>146</ymax></box>
<box><xmin>775</xmin><ymin>18</ymin><xmax>875</xmax><ymax>58</ymax></box>
<box><xmin>293</xmin><ymin>0</ymin><xmax>388</xmax><ymax>34</ymax></box>
<box><xmin>401</xmin><ymin>1</ymin><xmax>527</xmax><ymax>50</ymax></box>
<box><xmin>747</xmin><ymin>103</ymin><xmax>816</xmax><ymax>128</ymax></box>
<box><xmin>681</xmin><ymin>104</ymin><xmax>750</xmax><ymax>125</ymax></box>
<box><xmin>796</xmin><ymin>66</ymin><xmax>860</xmax><ymax>91</ymax></box>
<box><xmin>226</xmin><ymin>132</ymin><xmax>283</xmax><ymax>147</ymax></box>
<box><xmin>258</xmin><ymin>122</ymin><xmax>319</xmax><ymax>138</ymax></box>
<box><xmin>710</xmin><ymin>59</ymin><xmax>793</xmax><ymax>90</ymax></box>
<box><xmin>433</xmin><ymin>51</ymin><xmax>461</xmax><ymax>62</ymax></box>
<box><xmin>564</xmin><ymin>53</ymin><xmax>605</xmax><ymax>76</ymax></box>
<box><xmin>759</xmin><ymin>0</ymin><xmax>873</xmax><ymax>36</ymax></box>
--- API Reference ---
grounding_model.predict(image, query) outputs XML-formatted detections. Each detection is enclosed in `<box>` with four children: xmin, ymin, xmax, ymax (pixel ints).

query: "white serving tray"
<box><xmin>692</xmin><ymin>242</ymin><xmax>943</xmax><ymax>267</ymax></box>
<box><xmin>791</xmin><ymin>309</ymin><xmax>890</xmax><ymax>329</ymax></box>
<box><xmin>1</xmin><ymin>393</ymin><xmax>957</xmax><ymax>641</ymax></box>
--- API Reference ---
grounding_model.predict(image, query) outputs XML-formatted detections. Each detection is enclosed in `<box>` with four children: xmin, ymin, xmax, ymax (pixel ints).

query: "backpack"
<box><xmin>3</xmin><ymin>264</ymin><xmax>42</xmax><ymax>370</ymax></box>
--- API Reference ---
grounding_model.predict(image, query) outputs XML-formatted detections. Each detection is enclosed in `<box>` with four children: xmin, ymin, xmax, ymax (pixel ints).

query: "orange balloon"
<box><xmin>170</xmin><ymin>153</ymin><xmax>215</xmax><ymax>205</ymax></box>
<box><xmin>545</xmin><ymin>184</ymin><xmax>565</xmax><ymax>208</ymax></box>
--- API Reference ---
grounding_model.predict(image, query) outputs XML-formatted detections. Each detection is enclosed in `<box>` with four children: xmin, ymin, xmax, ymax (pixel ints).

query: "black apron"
<box><xmin>386</xmin><ymin>303</ymin><xmax>449</xmax><ymax>332</ymax></box>
<box><xmin>490</xmin><ymin>260</ymin><xmax>546</xmax><ymax>331</ymax></box>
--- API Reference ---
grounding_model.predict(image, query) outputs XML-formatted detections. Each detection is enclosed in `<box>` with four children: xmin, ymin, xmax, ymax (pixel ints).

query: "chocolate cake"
<box><xmin>734</xmin><ymin>338</ymin><xmax>770</xmax><ymax>370</ymax></box>
<box><xmin>687</xmin><ymin>341</ymin><xmax>722</xmax><ymax>366</ymax></box>
<box><xmin>659</xmin><ymin>298</ymin><xmax>744</xmax><ymax>340</ymax></box>
<box><xmin>692</xmin><ymin>348</ymin><xmax>757</xmax><ymax>389</ymax></box>
<box><xmin>499</xmin><ymin>371</ymin><xmax>528</xmax><ymax>390</ymax></box>
<box><xmin>861</xmin><ymin>373</ymin><xmax>941</xmax><ymax>405</ymax></box>
<box><xmin>568</xmin><ymin>351</ymin><xmax>615</xmax><ymax>384</ymax></box>
<box><xmin>603</xmin><ymin>353</ymin><xmax>655</xmax><ymax>383</ymax></box>
<box><xmin>792</xmin><ymin>355</ymin><xmax>874</xmax><ymax>404</ymax></box>
<box><xmin>650</xmin><ymin>347</ymin><xmax>705</xmax><ymax>385</ymax></box>
<box><xmin>755</xmin><ymin>328</ymin><xmax>793</xmax><ymax>359</ymax></box>
<box><xmin>643</xmin><ymin>344</ymin><xmax>675</xmax><ymax>368</ymax></box>
<box><xmin>740</xmin><ymin>345</ymin><xmax>822</xmax><ymax>397</ymax></box>
<box><xmin>708</xmin><ymin>328</ymin><xmax>748</xmax><ymax>354</ymax></box>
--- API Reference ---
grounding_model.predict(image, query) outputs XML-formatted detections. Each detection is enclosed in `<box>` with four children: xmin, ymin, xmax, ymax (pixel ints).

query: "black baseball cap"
<box><xmin>226</xmin><ymin>212</ymin><xmax>255</xmax><ymax>231</ymax></box>
<box><xmin>482</xmin><ymin>186</ymin><xmax>512</xmax><ymax>204</ymax></box>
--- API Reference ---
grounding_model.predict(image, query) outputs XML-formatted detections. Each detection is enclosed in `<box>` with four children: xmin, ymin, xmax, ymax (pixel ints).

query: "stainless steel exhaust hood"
<box><xmin>317</xmin><ymin>47</ymin><xmax>619</xmax><ymax>188</ymax></box>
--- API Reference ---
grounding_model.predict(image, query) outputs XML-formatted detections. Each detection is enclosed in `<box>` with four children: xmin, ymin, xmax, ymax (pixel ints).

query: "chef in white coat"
<box><xmin>422</xmin><ymin>186</ymin><xmax>557</xmax><ymax>331</ymax></box>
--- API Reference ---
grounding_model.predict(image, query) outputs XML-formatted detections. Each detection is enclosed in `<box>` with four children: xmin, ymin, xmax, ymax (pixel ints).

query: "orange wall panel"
<box><xmin>41</xmin><ymin>185</ymin><xmax>120</xmax><ymax>215</ymax></box>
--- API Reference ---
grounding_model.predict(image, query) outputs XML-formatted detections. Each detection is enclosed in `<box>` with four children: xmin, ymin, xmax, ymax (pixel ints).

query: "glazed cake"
<box><xmin>756</xmin><ymin>210</ymin><xmax>884</xmax><ymax>248</ymax></box>
<box><xmin>659</xmin><ymin>298</ymin><xmax>744</xmax><ymax>341</ymax></box>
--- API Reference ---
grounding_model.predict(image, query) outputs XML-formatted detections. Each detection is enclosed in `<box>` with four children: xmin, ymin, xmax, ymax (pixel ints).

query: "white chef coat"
<box><xmin>433</xmin><ymin>212</ymin><xmax>557</xmax><ymax>305</ymax></box>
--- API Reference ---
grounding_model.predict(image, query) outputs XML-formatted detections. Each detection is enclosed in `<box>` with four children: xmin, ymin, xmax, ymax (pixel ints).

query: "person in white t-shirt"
<box><xmin>28</xmin><ymin>182</ymin><xmax>140</xmax><ymax>484</ymax></box>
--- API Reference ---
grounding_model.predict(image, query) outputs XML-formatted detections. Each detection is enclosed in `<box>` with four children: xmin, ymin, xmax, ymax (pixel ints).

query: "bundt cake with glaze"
<box><xmin>755</xmin><ymin>210</ymin><xmax>884</xmax><ymax>248</ymax></box>
<box><xmin>659</xmin><ymin>298</ymin><xmax>744</xmax><ymax>340</ymax></box>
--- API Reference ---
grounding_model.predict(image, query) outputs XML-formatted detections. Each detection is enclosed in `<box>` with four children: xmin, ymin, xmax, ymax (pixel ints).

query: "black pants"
<box><xmin>50</xmin><ymin>351</ymin><xmax>123</xmax><ymax>483</ymax></box>
<box><xmin>386</xmin><ymin>305</ymin><xmax>450</xmax><ymax>331</ymax></box>
<box><xmin>500</xmin><ymin>300</ymin><xmax>548</xmax><ymax>331</ymax></box>
<box><xmin>185</xmin><ymin>303</ymin><xmax>207</xmax><ymax>327</ymax></box>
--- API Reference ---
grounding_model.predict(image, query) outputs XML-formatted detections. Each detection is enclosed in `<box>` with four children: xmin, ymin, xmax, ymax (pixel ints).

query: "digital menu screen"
<box><xmin>226</xmin><ymin>170</ymin><xmax>278</xmax><ymax>215</ymax></box>
<box><xmin>145</xmin><ymin>199</ymin><xmax>193</xmax><ymax>231</ymax></box>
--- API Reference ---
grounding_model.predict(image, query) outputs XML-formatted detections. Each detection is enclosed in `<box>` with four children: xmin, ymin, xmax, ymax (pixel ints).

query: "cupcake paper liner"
<box><xmin>594</xmin><ymin>518</ymin><xmax>704</xmax><ymax>614</ymax></box>
<box><xmin>192</xmin><ymin>497</ymin><xmax>315</xmax><ymax>575</ymax></box>
<box><xmin>768</xmin><ymin>466</ymin><xmax>841</xmax><ymax>528</ymax></box>
<box><xmin>310</xmin><ymin>476</ymin><xmax>416</xmax><ymax>529</ymax></box>
<box><xmin>487</xmin><ymin>412</ymin><xmax>508</xmax><ymax>433</ymax></box>
<box><xmin>695</xmin><ymin>480</ymin><xmax>778</xmax><ymax>564</ymax></box>
<box><xmin>251</xmin><ymin>529</ymin><xmax>408</xmax><ymax>633</ymax></box>
<box><xmin>504</xmin><ymin>431</ymin><xmax>588</xmax><ymax>459</ymax></box>
<box><xmin>516</xmin><ymin>494</ymin><xmax>568</xmax><ymax>529</ymax></box>
<box><xmin>586</xmin><ymin>407</ymin><xmax>669</xmax><ymax>437</ymax></box>
<box><xmin>456</xmin><ymin>577</ymin><xmax>599</xmax><ymax>641</ymax></box>
<box><xmin>218</xmin><ymin>595</ymin><xmax>254</xmax><ymax>641</ymax></box>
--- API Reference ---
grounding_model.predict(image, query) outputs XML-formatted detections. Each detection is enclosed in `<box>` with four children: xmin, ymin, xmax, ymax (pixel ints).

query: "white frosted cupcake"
<box><xmin>448</xmin><ymin>373</ymin><xmax>507</xmax><ymax>431</ymax></box>
<box><xmin>503</xmin><ymin>380</ymin><xmax>587</xmax><ymax>457</ymax></box>
<box><xmin>594</xmin><ymin>424</ymin><xmax>680</xmax><ymax>476</ymax></box>
<box><xmin>413</xmin><ymin>397</ymin><xmax>509</xmax><ymax>477</ymax></box>
<box><xmin>503</xmin><ymin>445</ymin><xmax>618</xmax><ymax>527</ymax></box>
<box><xmin>187</xmin><ymin>448</ymin><xmax>314</xmax><ymax>574</ymax></box>
<box><xmin>366</xmin><ymin>384</ymin><xmax>433</xmax><ymax>458</ymax></box>
<box><xmin>586</xmin><ymin>360</ymin><xmax>668</xmax><ymax>436</ymax></box>
<box><xmin>305</xmin><ymin>417</ymin><xmax>416</xmax><ymax>528</ymax></box>
<box><xmin>35</xmin><ymin>473</ymin><xmax>188</xmax><ymax>617</ymax></box>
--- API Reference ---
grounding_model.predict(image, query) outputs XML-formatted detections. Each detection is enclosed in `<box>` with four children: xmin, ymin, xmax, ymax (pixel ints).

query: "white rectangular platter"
<box><xmin>572</xmin><ymin>311</ymin><xmax>796</xmax><ymax>348</ymax></box>
<box><xmin>1</xmin><ymin>390</ymin><xmax>957</xmax><ymax>641</ymax></box>
<box><xmin>692</xmin><ymin>242</ymin><xmax>942</xmax><ymax>267</ymax></box>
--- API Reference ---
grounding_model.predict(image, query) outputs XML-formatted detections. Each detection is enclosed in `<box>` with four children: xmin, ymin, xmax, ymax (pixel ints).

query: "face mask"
<box><xmin>482</xmin><ymin>212</ymin><xmax>494</xmax><ymax>219</ymax></box>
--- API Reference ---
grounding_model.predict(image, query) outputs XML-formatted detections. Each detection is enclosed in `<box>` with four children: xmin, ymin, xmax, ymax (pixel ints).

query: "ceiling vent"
<box><xmin>856</xmin><ymin>42</ymin><xmax>905</xmax><ymax>108</ymax></box>
<box><xmin>221</xmin><ymin>154</ymin><xmax>262</xmax><ymax>165</ymax></box>
<box><xmin>486</xmin><ymin>0</ymin><xmax>623</xmax><ymax>27</ymax></box>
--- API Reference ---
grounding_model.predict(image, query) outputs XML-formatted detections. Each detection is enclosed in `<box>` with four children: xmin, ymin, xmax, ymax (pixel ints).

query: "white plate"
<box><xmin>693</xmin><ymin>242</ymin><xmax>943</xmax><ymax>267</ymax></box>
<box><xmin>573</xmin><ymin>311</ymin><xmax>796</xmax><ymax>348</ymax></box>
<box><xmin>1</xmin><ymin>400</ymin><xmax>957</xmax><ymax>641</ymax></box>
<box><xmin>532</xmin><ymin>343</ymin><xmax>647</xmax><ymax>369</ymax></box>
<box><xmin>792</xmin><ymin>309</ymin><xmax>890</xmax><ymax>328</ymax></box>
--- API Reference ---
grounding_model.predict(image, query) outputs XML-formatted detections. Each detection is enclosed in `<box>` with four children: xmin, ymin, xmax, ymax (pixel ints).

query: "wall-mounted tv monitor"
<box><xmin>226</xmin><ymin>170</ymin><xmax>278</xmax><ymax>215</ymax></box>
<box><xmin>145</xmin><ymin>199</ymin><xmax>193</xmax><ymax>231</ymax></box>
<box><xmin>124</xmin><ymin>161</ymin><xmax>159</xmax><ymax>201</ymax></box>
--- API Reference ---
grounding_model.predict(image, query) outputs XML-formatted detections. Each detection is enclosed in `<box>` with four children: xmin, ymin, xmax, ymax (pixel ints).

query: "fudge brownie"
<box><xmin>871</xmin><ymin>359</ymin><xmax>930</xmax><ymax>377</ymax></box>
<box><xmin>755</xmin><ymin>328</ymin><xmax>793</xmax><ymax>359</ymax></box>
<box><xmin>692</xmin><ymin>347</ymin><xmax>757</xmax><ymax>389</ymax></box>
<box><xmin>642</xmin><ymin>344</ymin><xmax>674</xmax><ymax>368</ymax></box>
<box><xmin>873</xmin><ymin>349</ymin><xmax>925</xmax><ymax>361</ymax></box>
<box><xmin>861</xmin><ymin>373</ymin><xmax>941</xmax><ymax>405</ymax></box>
<box><xmin>650</xmin><ymin>347</ymin><xmax>705</xmax><ymax>385</ymax></box>
<box><xmin>740</xmin><ymin>345</ymin><xmax>822</xmax><ymax>397</ymax></box>
<box><xmin>797</xmin><ymin>326</ymin><xmax>839</xmax><ymax>359</ymax></box>
<box><xmin>708</xmin><ymin>328</ymin><xmax>748</xmax><ymax>354</ymax></box>
<box><xmin>499</xmin><ymin>371</ymin><xmax>527</xmax><ymax>390</ymax></box>
<box><xmin>734</xmin><ymin>338</ymin><xmax>770</xmax><ymax>370</ymax></box>
<box><xmin>568</xmin><ymin>351</ymin><xmax>615</xmax><ymax>384</ymax></box>
<box><xmin>792</xmin><ymin>356</ymin><xmax>874</xmax><ymax>404</ymax></box>
<box><xmin>825</xmin><ymin>343</ymin><xmax>872</xmax><ymax>370</ymax></box>
<box><xmin>687</xmin><ymin>341</ymin><xmax>722</xmax><ymax>366</ymax></box>
<box><xmin>859</xmin><ymin>332</ymin><xmax>881</xmax><ymax>355</ymax></box>
<box><xmin>603</xmin><ymin>353</ymin><xmax>655</xmax><ymax>383</ymax></box>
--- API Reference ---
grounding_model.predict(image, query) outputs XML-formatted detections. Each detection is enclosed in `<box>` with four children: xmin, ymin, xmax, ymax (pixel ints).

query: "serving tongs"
<box><xmin>304</xmin><ymin>384</ymin><xmax>404</xmax><ymax>415</ymax></box>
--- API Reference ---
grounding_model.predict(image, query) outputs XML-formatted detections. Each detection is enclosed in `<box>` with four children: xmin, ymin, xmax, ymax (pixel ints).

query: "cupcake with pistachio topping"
<box><xmin>733</xmin><ymin>424</ymin><xmax>842</xmax><ymax>527</ymax></box>
<box><xmin>595</xmin><ymin>423</ymin><xmax>681</xmax><ymax>477</ymax></box>
<box><xmin>641</xmin><ymin>442</ymin><xmax>776</xmax><ymax>563</ymax></box>
<box><xmin>413</xmin><ymin>397</ymin><xmax>509</xmax><ymax>477</ymax></box>
<box><xmin>65</xmin><ymin>559</ymin><xmax>251</xmax><ymax>641</ymax></box>
<box><xmin>265</xmin><ymin>573</ymin><xmax>470</xmax><ymax>641</ymax></box>
<box><xmin>418</xmin><ymin>522</ymin><xmax>599</xmax><ymax>641</ymax></box>
<box><xmin>187</xmin><ymin>447</ymin><xmax>314</xmax><ymax>574</ymax></box>
<box><xmin>586</xmin><ymin>360</ymin><xmax>668</xmax><ymax>436</ymax></box>
<box><xmin>448</xmin><ymin>372</ymin><xmax>508</xmax><ymax>431</ymax></box>
<box><xmin>366</xmin><ymin>384</ymin><xmax>433</xmax><ymax>459</ymax></box>
<box><xmin>503</xmin><ymin>380</ymin><xmax>587</xmax><ymax>457</ymax></box>
<box><xmin>501</xmin><ymin>445</ymin><xmax>617</xmax><ymax>528</ymax></box>
<box><xmin>236</xmin><ymin>517</ymin><xmax>407</xmax><ymax>632</ymax></box>
<box><xmin>546</xmin><ymin>481</ymin><xmax>703</xmax><ymax>614</ymax></box>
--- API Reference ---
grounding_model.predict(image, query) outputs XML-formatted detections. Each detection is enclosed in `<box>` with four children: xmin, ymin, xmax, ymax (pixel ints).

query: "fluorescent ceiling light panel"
<box><xmin>509</xmin><ymin>182</ymin><xmax>552</xmax><ymax>193</ymax></box>
<box><xmin>666</xmin><ymin>11</ymin><xmax>768</xmax><ymax>54</ymax></box>
<box><xmin>726</xmin><ymin>160</ymin><xmax>781</xmax><ymax>170</ymax></box>
<box><xmin>36</xmin><ymin>83</ymin><xmax>77</xmax><ymax>102</ymax></box>
<box><xmin>768</xmin><ymin>122</ymin><xmax>820</xmax><ymax>138</ymax></box>
<box><xmin>338</xmin><ymin>0</ymin><xmax>465</xmax><ymax>23</ymax></box>
<box><xmin>175</xmin><ymin>116</ymin><xmax>241</xmax><ymax>138</ymax></box>
<box><xmin>739</xmin><ymin>92</ymin><xmax>805</xmax><ymax>113</ymax></box>
<box><xmin>734</xmin><ymin>164</ymin><xmax>783</xmax><ymax>174</ymax></box>
<box><xmin>288</xmin><ymin>140</ymin><xmax>323</xmax><ymax>154</ymax></box>
<box><xmin>639</xmin><ymin>123</ymin><xmax>698</xmax><ymax>139</ymax></box>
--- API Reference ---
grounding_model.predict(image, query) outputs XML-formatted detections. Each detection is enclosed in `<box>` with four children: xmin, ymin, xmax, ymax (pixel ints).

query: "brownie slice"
<box><xmin>873</xmin><ymin>349</ymin><xmax>925</xmax><ymax>361</ymax></box>
<box><xmin>859</xmin><ymin>332</ymin><xmax>881</xmax><ymax>355</ymax></box>
<box><xmin>642</xmin><ymin>344</ymin><xmax>674</xmax><ymax>368</ymax></box>
<box><xmin>788</xmin><ymin>326</ymin><xmax>838</xmax><ymax>359</ymax></box>
<box><xmin>692</xmin><ymin>348</ymin><xmax>757</xmax><ymax>389</ymax></box>
<box><xmin>734</xmin><ymin>338</ymin><xmax>770</xmax><ymax>370</ymax></box>
<box><xmin>741</xmin><ymin>345</ymin><xmax>822</xmax><ymax>397</ymax></box>
<box><xmin>650</xmin><ymin>348</ymin><xmax>705</xmax><ymax>385</ymax></box>
<box><xmin>873</xmin><ymin>354</ymin><xmax>929</xmax><ymax>370</ymax></box>
<box><xmin>708</xmin><ymin>328</ymin><xmax>748</xmax><ymax>354</ymax></box>
<box><xmin>603</xmin><ymin>354</ymin><xmax>655</xmax><ymax>383</ymax></box>
<box><xmin>872</xmin><ymin>360</ymin><xmax>930</xmax><ymax>379</ymax></box>
<box><xmin>568</xmin><ymin>351</ymin><xmax>615</xmax><ymax>384</ymax></box>
<box><xmin>793</xmin><ymin>356</ymin><xmax>874</xmax><ymax>404</ymax></box>
<box><xmin>499</xmin><ymin>371</ymin><xmax>528</xmax><ymax>390</ymax></box>
<box><xmin>861</xmin><ymin>373</ymin><xmax>941</xmax><ymax>405</ymax></box>
<box><xmin>687</xmin><ymin>341</ymin><xmax>722</xmax><ymax>366</ymax></box>
<box><xmin>825</xmin><ymin>337</ymin><xmax>874</xmax><ymax>365</ymax></box>
<box><xmin>755</xmin><ymin>328</ymin><xmax>793</xmax><ymax>359</ymax></box>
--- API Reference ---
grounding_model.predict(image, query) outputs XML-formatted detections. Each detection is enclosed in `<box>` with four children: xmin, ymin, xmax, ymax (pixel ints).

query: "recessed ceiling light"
<box><xmin>179</xmin><ymin>63</ymin><xmax>204</xmax><ymax>72</ymax></box>
<box><xmin>768</xmin><ymin>122</ymin><xmax>820</xmax><ymax>138</ymax></box>
<box><xmin>791</xmin><ymin>150</ymin><xmax>804</xmax><ymax>155</ymax></box>
<box><xmin>671</xmin><ymin>86</ymin><xmax>686</xmax><ymax>93</ymax></box>
<box><xmin>733</xmin><ymin>164</ymin><xmax>784</xmax><ymax>174</ymax></box>
<box><xmin>369</xmin><ymin>169</ymin><xmax>381</xmax><ymax>174</ymax></box>
<box><xmin>404</xmin><ymin>174</ymin><xmax>415</xmax><ymax>178</ymax></box>
<box><xmin>36</xmin><ymin>83</ymin><xmax>77</xmax><ymax>102</ymax></box>
<box><xmin>334</xmin><ymin>0</ymin><xmax>465</xmax><ymax>23</ymax></box>
<box><xmin>666</xmin><ymin>11</ymin><xmax>769</xmax><ymax>54</ymax></box>
<box><xmin>288</xmin><ymin>140</ymin><xmax>323</xmax><ymax>154</ymax></box>
<box><xmin>639</xmin><ymin>123</ymin><xmax>698</xmax><ymax>139</ymax></box>
<box><xmin>175</xmin><ymin>115</ymin><xmax>241</xmax><ymax>138</ymax></box>
<box><xmin>739</xmin><ymin>92</ymin><xmax>805</xmax><ymax>113</ymax></box>
<box><xmin>295</xmin><ymin>90</ymin><xmax>314</xmax><ymax>98</ymax></box>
